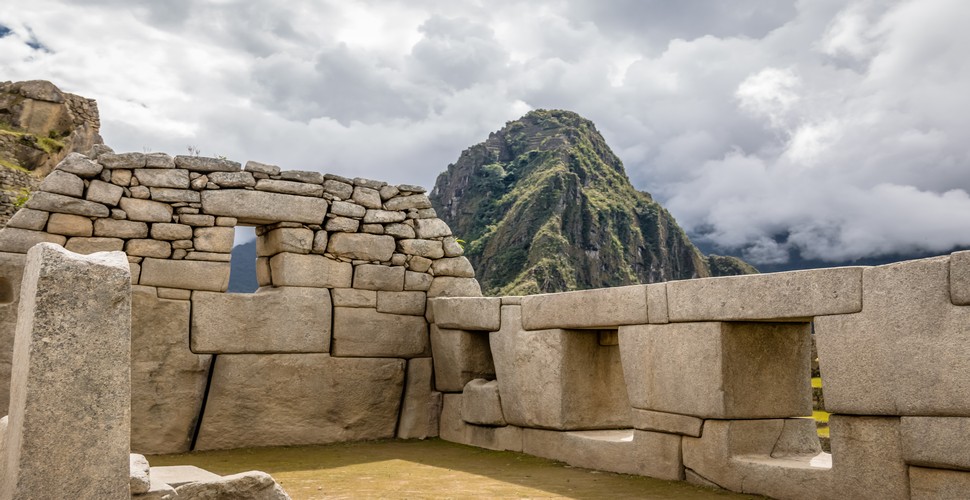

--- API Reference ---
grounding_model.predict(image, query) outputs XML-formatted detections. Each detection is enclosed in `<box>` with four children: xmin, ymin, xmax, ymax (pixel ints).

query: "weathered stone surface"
<box><xmin>330</xmin><ymin>201</ymin><xmax>366</xmax><ymax>218</ymax></box>
<box><xmin>94</xmin><ymin>218</ymin><xmax>149</xmax><ymax>238</ymax></box>
<box><xmin>26</xmin><ymin>191</ymin><xmax>109</xmax><ymax>217</ymax></box>
<box><xmin>279</xmin><ymin>169</ymin><xmax>323</xmax><ymax>184</ymax></box>
<box><xmin>174</xmin><ymin>155</ymin><xmax>241</xmax><ymax>172</ymax></box>
<box><xmin>327</xmin><ymin>232</ymin><xmax>396</xmax><ymax>261</ymax></box>
<box><xmin>461</xmin><ymin>379</ymin><xmax>506</xmax><ymax>426</ymax></box>
<box><xmin>201</xmin><ymin>190</ymin><xmax>328</xmax><ymax>224</ymax></box>
<box><xmin>257</xmin><ymin>227</ymin><xmax>313</xmax><ymax>256</ymax></box>
<box><xmin>145</xmin><ymin>152</ymin><xmax>175</xmax><ymax>169</ymax></box>
<box><xmin>430</xmin><ymin>325</ymin><xmax>494</xmax><ymax>392</ymax></box>
<box><xmin>427</xmin><ymin>277</ymin><xmax>482</xmax><ymax>298</ymax></box>
<box><xmin>490</xmin><ymin>305</ymin><xmax>631</xmax><ymax>430</ymax></box>
<box><xmin>126</xmin><ymin>239</ymin><xmax>172</xmax><ymax>258</ymax></box>
<box><xmin>431</xmin><ymin>256</ymin><xmax>475</xmax><ymax>278</ymax></box>
<box><xmin>398</xmin><ymin>239</ymin><xmax>444</xmax><ymax>259</ymax></box>
<box><xmin>55</xmin><ymin>152</ymin><xmax>102</xmax><ymax>177</ymax></box>
<box><xmin>195</xmin><ymin>354</ymin><xmax>405</xmax><ymax>449</ymax></box>
<box><xmin>376</xmin><ymin>291</ymin><xmax>426</xmax><ymax>315</ymax></box>
<box><xmin>405</xmin><ymin>270</ymin><xmax>433</xmax><ymax>291</ymax></box>
<box><xmin>192</xmin><ymin>287</ymin><xmax>332</xmax><ymax>353</ymax></box>
<box><xmin>414</xmin><ymin>218</ymin><xmax>451</xmax><ymax>238</ymax></box>
<box><xmin>65</xmin><ymin>237</ymin><xmax>124</xmax><ymax>254</ymax></box>
<box><xmin>439</xmin><ymin>394</ymin><xmax>523</xmax><ymax>452</ymax></box>
<box><xmin>111</xmin><ymin>169</ymin><xmax>132</xmax><ymax>186</ymax></box>
<box><xmin>86</xmin><ymin>179</ymin><xmax>125</xmax><ymax>206</ymax></box>
<box><xmin>151</xmin><ymin>223</ymin><xmax>193</xmax><ymax>241</ymax></box>
<box><xmin>632</xmin><ymin>409</ymin><xmax>703</xmax><ymax>437</ymax></box>
<box><xmin>619</xmin><ymin>322</ymin><xmax>812</xmax><ymax>419</ymax></box>
<box><xmin>521</xmin><ymin>285</ymin><xmax>647</xmax><ymax>330</ymax></box>
<box><xmin>950</xmin><ymin>250</ymin><xmax>970</xmax><ymax>305</ymax></box>
<box><xmin>139</xmin><ymin>258</ymin><xmax>230</xmax><ymax>291</ymax></box>
<box><xmin>46</xmin><ymin>212</ymin><xmax>93</xmax><ymax>236</ymax></box>
<box><xmin>909</xmin><ymin>466</ymin><xmax>970</xmax><ymax>500</ymax></box>
<box><xmin>130</xmin><ymin>454</ymin><xmax>151</xmax><ymax>494</ymax></box>
<box><xmin>178</xmin><ymin>213</ymin><xmax>215</xmax><ymax>227</ymax></box>
<box><xmin>156</xmin><ymin>287</ymin><xmax>191</xmax><ymax>300</ymax></box>
<box><xmin>5</xmin><ymin>209</ymin><xmax>49</xmax><ymax>231</ymax></box>
<box><xmin>682</xmin><ymin>418</ymin><xmax>829</xmax><ymax>498</ymax></box>
<box><xmin>363</xmin><ymin>209</ymin><xmax>406</xmax><ymax>223</ymax></box>
<box><xmin>100</xmin><ymin>152</ymin><xmax>146</xmax><ymax>169</ymax></box>
<box><xmin>269</xmin><ymin>253</ymin><xmax>352</xmax><ymax>288</ymax></box>
<box><xmin>523</xmin><ymin>428</ymin><xmax>683</xmax><ymax>480</ymax></box>
<box><xmin>332</xmin><ymin>288</ymin><xmax>377</xmax><ymax>308</ymax></box>
<box><xmin>194</xmin><ymin>226</ymin><xmax>234</xmax><ymax>253</ymax></box>
<box><xmin>830</xmin><ymin>416</ymin><xmax>907</xmax><ymax>500</ymax></box>
<box><xmin>816</xmin><ymin>257</ymin><xmax>970</xmax><ymax>415</ymax></box>
<box><xmin>646</xmin><ymin>283</ymin><xmax>669</xmax><ymax>324</ymax></box>
<box><xmin>0</xmin><ymin>228</ymin><xmax>65</xmax><ymax>253</ymax></box>
<box><xmin>431</xmin><ymin>297</ymin><xmax>501</xmax><ymax>331</ymax></box>
<box><xmin>325</xmin><ymin>216</ymin><xmax>360</xmax><ymax>233</ymax></box>
<box><xmin>1</xmin><ymin>243</ymin><xmax>130</xmax><ymax>500</ymax></box>
<box><xmin>244</xmin><ymin>160</ymin><xmax>280</xmax><ymax>176</ymax></box>
<box><xmin>409</xmin><ymin>255</ymin><xmax>432</xmax><ymax>272</ymax></box>
<box><xmin>379</xmin><ymin>185</ymin><xmax>400</xmax><ymax>200</ymax></box>
<box><xmin>351</xmin><ymin>186</ymin><xmax>381</xmax><ymax>208</ymax></box>
<box><xmin>397</xmin><ymin>358</ymin><xmax>439</xmax><ymax>439</ymax></box>
<box><xmin>208</xmin><ymin>171</ymin><xmax>256</xmax><ymax>188</ymax></box>
<box><xmin>173</xmin><ymin>470</ymin><xmax>290</xmax><ymax>499</ymax></box>
<box><xmin>0</xmin><ymin>252</ymin><xmax>25</xmax><ymax>412</ymax></box>
<box><xmin>900</xmin><ymin>417</ymin><xmax>970</xmax><ymax>471</ymax></box>
<box><xmin>134</xmin><ymin>168</ymin><xmax>190</xmax><ymax>188</ymax></box>
<box><xmin>255</xmin><ymin>179</ymin><xmax>324</xmax><ymax>197</ymax></box>
<box><xmin>385</xmin><ymin>223</ymin><xmax>416</xmax><ymax>239</ymax></box>
<box><xmin>120</xmin><ymin>198</ymin><xmax>173</xmax><ymax>222</ymax></box>
<box><xmin>331</xmin><ymin>307</ymin><xmax>429</xmax><ymax>357</ymax></box>
<box><xmin>354</xmin><ymin>264</ymin><xmax>405</xmax><ymax>291</ymax></box>
<box><xmin>385</xmin><ymin>194</ymin><xmax>432</xmax><ymax>210</ymax></box>
<box><xmin>149</xmin><ymin>465</ymin><xmax>221</xmax><ymax>488</ymax></box>
<box><xmin>39</xmin><ymin>170</ymin><xmax>84</xmax><ymax>197</ymax></box>
<box><xmin>442</xmin><ymin>236</ymin><xmax>463</xmax><ymax>257</ymax></box>
<box><xmin>667</xmin><ymin>267</ymin><xmax>863</xmax><ymax>322</ymax></box>
<box><xmin>150</xmin><ymin>187</ymin><xmax>200</xmax><ymax>203</ymax></box>
<box><xmin>323</xmin><ymin>179</ymin><xmax>353</xmax><ymax>199</ymax></box>
<box><xmin>130</xmin><ymin>286</ymin><xmax>211</xmax><ymax>454</ymax></box>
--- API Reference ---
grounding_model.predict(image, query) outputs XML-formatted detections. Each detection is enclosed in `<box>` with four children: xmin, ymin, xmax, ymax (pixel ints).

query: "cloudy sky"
<box><xmin>2</xmin><ymin>0</ymin><xmax>969</xmax><ymax>264</ymax></box>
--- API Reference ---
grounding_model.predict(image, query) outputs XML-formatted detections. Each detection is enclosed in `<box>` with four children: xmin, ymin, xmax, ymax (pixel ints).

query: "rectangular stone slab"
<box><xmin>815</xmin><ymin>256</ymin><xmax>970</xmax><ymax>415</ymax></box>
<box><xmin>431</xmin><ymin>297</ymin><xmax>501</xmax><ymax>331</ymax></box>
<box><xmin>900</xmin><ymin>417</ymin><xmax>970</xmax><ymax>471</ymax></box>
<box><xmin>619</xmin><ymin>321</ymin><xmax>812</xmax><ymax>419</ymax></box>
<box><xmin>194</xmin><ymin>354</ymin><xmax>405</xmax><ymax>450</ymax></box>
<box><xmin>665</xmin><ymin>267</ymin><xmax>863</xmax><ymax>322</ymax></box>
<box><xmin>520</xmin><ymin>285</ymin><xmax>648</xmax><ymax>330</ymax></box>
<box><xmin>191</xmin><ymin>287</ymin><xmax>332</xmax><ymax>353</ymax></box>
<box><xmin>331</xmin><ymin>307</ymin><xmax>429</xmax><ymax>358</ymax></box>
<box><xmin>1</xmin><ymin>244</ymin><xmax>130</xmax><ymax>499</ymax></box>
<box><xmin>139</xmin><ymin>258</ymin><xmax>230</xmax><ymax>291</ymax></box>
<box><xmin>201</xmin><ymin>190</ymin><xmax>328</xmax><ymax>224</ymax></box>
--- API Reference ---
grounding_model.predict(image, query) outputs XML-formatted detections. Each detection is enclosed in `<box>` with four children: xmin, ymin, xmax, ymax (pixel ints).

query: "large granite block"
<box><xmin>829</xmin><ymin>416</ymin><xmax>908</xmax><ymax>500</ymax></box>
<box><xmin>130</xmin><ymin>286</ymin><xmax>211</xmax><ymax>454</ymax></box>
<box><xmin>353</xmin><ymin>264</ymin><xmax>405</xmax><ymax>291</ymax></box>
<box><xmin>631</xmin><ymin>409</ymin><xmax>703</xmax><ymax>437</ymax></box>
<box><xmin>520</xmin><ymin>285</ymin><xmax>648</xmax><ymax>330</ymax></box>
<box><xmin>431</xmin><ymin>297</ymin><xmax>501</xmax><ymax>331</ymax></box>
<box><xmin>461</xmin><ymin>379</ymin><xmax>506</xmax><ymax>426</ymax></box>
<box><xmin>396</xmin><ymin>357</ymin><xmax>439</xmax><ymax>439</ymax></box>
<box><xmin>816</xmin><ymin>256</ymin><xmax>970</xmax><ymax>415</ymax></box>
<box><xmin>326</xmin><ymin>232</ymin><xmax>396</xmax><ymax>261</ymax></box>
<box><xmin>139</xmin><ymin>258</ymin><xmax>230</xmax><ymax>291</ymax></box>
<box><xmin>490</xmin><ymin>304</ymin><xmax>632</xmax><ymax>430</ymax></box>
<box><xmin>429</xmin><ymin>325</ymin><xmax>494</xmax><ymax>392</ymax></box>
<box><xmin>666</xmin><ymin>267</ymin><xmax>863</xmax><ymax>322</ymax></box>
<box><xmin>194</xmin><ymin>354</ymin><xmax>405</xmax><ymax>449</ymax></box>
<box><xmin>439</xmin><ymin>394</ymin><xmax>523</xmax><ymax>452</ymax></box>
<box><xmin>619</xmin><ymin>322</ymin><xmax>812</xmax><ymax>419</ymax></box>
<box><xmin>522</xmin><ymin>428</ymin><xmax>684</xmax><ymax>480</ymax></box>
<box><xmin>1</xmin><ymin>244</ymin><xmax>130</xmax><ymax>499</ymax></box>
<box><xmin>0</xmin><ymin>252</ymin><xmax>26</xmax><ymax>413</ymax></box>
<box><xmin>192</xmin><ymin>287</ymin><xmax>332</xmax><ymax>353</ymax></box>
<box><xmin>0</xmin><ymin>227</ymin><xmax>65</xmax><ymax>253</ymax></box>
<box><xmin>909</xmin><ymin>466</ymin><xmax>970</xmax><ymax>500</ymax></box>
<box><xmin>900</xmin><ymin>417</ymin><xmax>970</xmax><ymax>471</ymax></box>
<box><xmin>950</xmin><ymin>250</ymin><xmax>970</xmax><ymax>305</ymax></box>
<box><xmin>200</xmin><ymin>190</ymin><xmax>328</xmax><ymax>224</ymax></box>
<box><xmin>269</xmin><ymin>253</ymin><xmax>352</xmax><ymax>288</ymax></box>
<box><xmin>331</xmin><ymin>307</ymin><xmax>429</xmax><ymax>357</ymax></box>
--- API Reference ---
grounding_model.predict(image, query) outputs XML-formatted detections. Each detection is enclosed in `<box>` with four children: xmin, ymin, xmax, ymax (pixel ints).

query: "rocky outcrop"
<box><xmin>431</xmin><ymin>109</ymin><xmax>755</xmax><ymax>295</ymax></box>
<box><xmin>0</xmin><ymin>80</ymin><xmax>103</xmax><ymax>226</ymax></box>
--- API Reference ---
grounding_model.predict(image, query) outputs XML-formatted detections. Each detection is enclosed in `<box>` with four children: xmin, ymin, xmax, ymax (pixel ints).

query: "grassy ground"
<box><xmin>150</xmin><ymin>439</ymin><xmax>767</xmax><ymax>500</ymax></box>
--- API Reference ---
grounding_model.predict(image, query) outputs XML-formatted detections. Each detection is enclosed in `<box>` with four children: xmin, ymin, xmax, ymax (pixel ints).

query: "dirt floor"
<box><xmin>149</xmin><ymin>439</ymin><xmax>767</xmax><ymax>499</ymax></box>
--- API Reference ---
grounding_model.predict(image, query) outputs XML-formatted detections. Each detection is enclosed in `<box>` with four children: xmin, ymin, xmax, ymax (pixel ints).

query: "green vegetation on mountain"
<box><xmin>430</xmin><ymin>109</ymin><xmax>755</xmax><ymax>295</ymax></box>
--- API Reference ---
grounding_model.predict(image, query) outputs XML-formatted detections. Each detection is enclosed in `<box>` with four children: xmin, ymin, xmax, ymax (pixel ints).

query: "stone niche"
<box><xmin>0</xmin><ymin>151</ymin><xmax>484</xmax><ymax>454</ymax></box>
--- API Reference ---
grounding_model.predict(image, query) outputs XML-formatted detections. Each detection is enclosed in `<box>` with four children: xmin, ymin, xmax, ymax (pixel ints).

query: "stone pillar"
<box><xmin>0</xmin><ymin>243</ymin><xmax>131</xmax><ymax>499</ymax></box>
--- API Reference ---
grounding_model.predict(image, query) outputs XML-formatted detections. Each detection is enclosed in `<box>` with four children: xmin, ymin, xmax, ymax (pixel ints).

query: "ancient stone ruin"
<box><xmin>0</xmin><ymin>149</ymin><xmax>968</xmax><ymax>498</ymax></box>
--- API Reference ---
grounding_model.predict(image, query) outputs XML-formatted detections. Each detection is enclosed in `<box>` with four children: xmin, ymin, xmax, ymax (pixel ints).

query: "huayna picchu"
<box><xmin>430</xmin><ymin>109</ymin><xmax>755</xmax><ymax>295</ymax></box>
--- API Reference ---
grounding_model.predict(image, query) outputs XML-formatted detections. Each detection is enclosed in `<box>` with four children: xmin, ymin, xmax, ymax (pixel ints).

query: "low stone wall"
<box><xmin>429</xmin><ymin>256</ymin><xmax>970</xmax><ymax>499</ymax></box>
<box><xmin>0</xmin><ymin>150</ymin><xmax>482</xmax><ymax>454</ymax></box>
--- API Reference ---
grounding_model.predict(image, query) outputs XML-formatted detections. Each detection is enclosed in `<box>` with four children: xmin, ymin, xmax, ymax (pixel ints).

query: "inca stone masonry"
<box><xmin>0</xmin><ymin>148</ymin><xmax>967</xmax><ymax>499</ymax></box>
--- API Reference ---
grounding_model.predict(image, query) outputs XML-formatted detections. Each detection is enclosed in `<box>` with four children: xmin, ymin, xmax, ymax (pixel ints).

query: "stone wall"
<box><xmin>0</xmin><ymin>149</ymin><xmax>967</xmax><ymax>498</ymax></box>
<box><xmin>0</xmin><ymin>150</ymin><xmax>481</xmax><ymax>454</ymax></box>
<box><xmin>430</xmin><ymin>256</ymin><xmax>970</xmax><ymax>499</ymax></box>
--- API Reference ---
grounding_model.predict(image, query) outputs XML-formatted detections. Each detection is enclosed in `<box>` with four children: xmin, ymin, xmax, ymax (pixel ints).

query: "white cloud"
<box><xmin>1</xmin><ymin>0</ymin><xmax>968</xmax><ymax>265</ymax></box>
